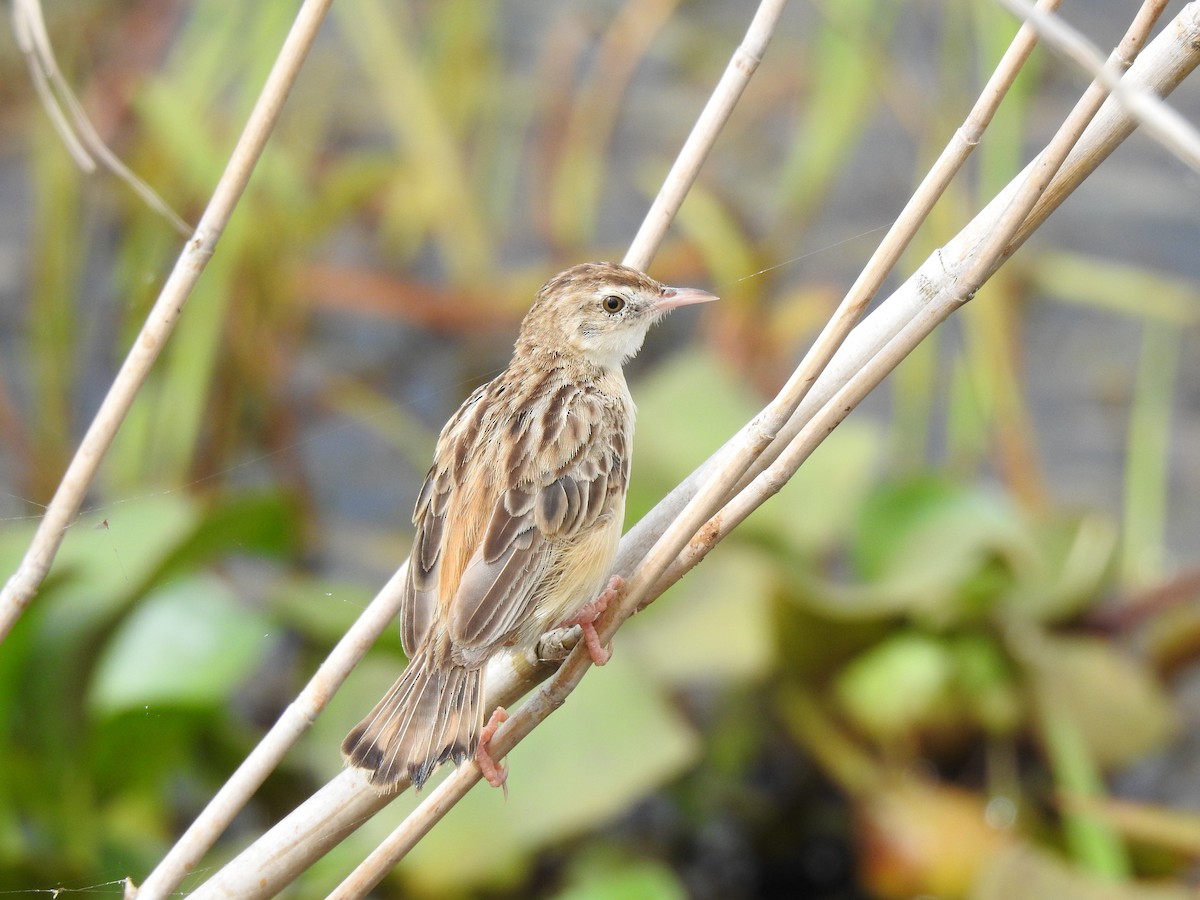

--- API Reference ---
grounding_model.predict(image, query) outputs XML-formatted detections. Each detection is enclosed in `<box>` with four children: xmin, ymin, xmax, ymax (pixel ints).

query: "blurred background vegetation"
<box><xmin>1</xmin><ymin>1</ymin><xmax>1199</xmax><ymax>897</ymax></box>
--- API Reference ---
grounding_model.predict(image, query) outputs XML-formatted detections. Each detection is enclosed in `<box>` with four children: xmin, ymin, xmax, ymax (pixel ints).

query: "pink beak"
<box><xmin>655</xmin><ymin>285</ymin><xmax>719</xmax><ymax>311</ymax></box>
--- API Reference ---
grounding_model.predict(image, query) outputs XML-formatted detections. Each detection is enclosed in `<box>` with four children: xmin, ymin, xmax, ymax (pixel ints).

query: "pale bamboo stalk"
<box><xmin>660</xmin><ymin>0</ymin><xmax>1196</xmax><ymax>592</ymax></box>
<box><xmin>955</xmin><ymin>0</ymin><xmax>1167</xmax><ymax>298</ymax></box>
<box><xmin>602</xmin><ymin>0</ymin><xmax>1069</xmax><ymax>635</ymax></box>
<box><xmin>0</xmin><ymin>0</ymin><xmax>337</xmax><ymax>644</ymax></box>
<box><xmin>184</xmin><ymin>642</ymin><xmax>554</xmax><ymax>900</ymax></box>
<box><xmin>729</xmin><ymin>0</ymin><xmax>1063</xmax><ymax>495</ymax></box>
<box><xmin>618</xmin><ymin>0</ymin><xmax>1199</xmax><ymax>579</ymax></box>
<box><xmin>996</xmin><ymin>0</ymin><xmax>1200</xmax><ymax>171</ymax></box>
<box><xmin>623</xmin><ymin>0</ymin><xmax>788</xmax><ymax>272</ymax></box>
<box><xmin>327</xmin><ymin>765</ymin><xmax>482</xmax><ymax>898</ymax></box>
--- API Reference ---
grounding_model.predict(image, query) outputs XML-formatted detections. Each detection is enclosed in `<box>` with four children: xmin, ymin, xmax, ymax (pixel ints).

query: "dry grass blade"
<box><xmin>0</xmin><ymin>0</ymin><xmax>336</xmax><ymax>647</ymax></box>
<box><xmin>11</xmin><ymin>0</ymin><xmax>191</xmax><ymax>235</ymax></box>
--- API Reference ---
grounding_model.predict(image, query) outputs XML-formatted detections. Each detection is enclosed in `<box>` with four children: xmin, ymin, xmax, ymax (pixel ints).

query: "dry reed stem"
<box><xmin>0</xmin><ymin>0</ymin><xmax>337</xmax><ymax>646</ymax></box>
<box><xmin>996</xmin><ymin>0</ymin><xmax>1200</xmax><ymax>171</ymax></box>
<box><xmin>623</xmin><ymin>0</ymin><xmax>788</xmax><ymax>271</ymax></box>
<box><xmin>606</xmin><ymin>0</ymin><xmax>1069</xmax><ymax>640</ymax></box>
<box><xmin>618</xmin><ymin>0</ymin><xmax>1200</xmax><ymax>579</ymax></box>
<box><xmin>131</xmin><ymin>566</ymin><xmax>406</xmax><ymax>899</ymax></box>
<box><xmin>661</xmin><ymin>0</ymin><xmax>1197</xmax><ymax>590</ymax></box>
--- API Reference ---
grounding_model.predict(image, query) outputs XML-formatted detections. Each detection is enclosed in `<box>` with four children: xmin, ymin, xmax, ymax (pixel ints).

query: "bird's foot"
<box><xmin>559</xmin><ymin>575</ymin><xmax>623</xmax><ymax>666</ymax></box>
<box><xmin>476</xmin><ymin>706</ymin><xmax>509</xmax><ymax>797</ymax></box>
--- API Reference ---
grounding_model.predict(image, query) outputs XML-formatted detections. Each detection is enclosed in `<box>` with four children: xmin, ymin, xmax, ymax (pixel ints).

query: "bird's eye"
<box><xmin>602</xmin><ymin>295</ymin><xmax>626</xmax><ymax>313</ymax></box>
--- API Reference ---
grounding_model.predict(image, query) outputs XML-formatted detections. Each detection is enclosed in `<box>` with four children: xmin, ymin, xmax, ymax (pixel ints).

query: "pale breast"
<box><xmin>526</xmin><ymin>492</ymin><xmax>625</xmax><ymax>640</ymax></box>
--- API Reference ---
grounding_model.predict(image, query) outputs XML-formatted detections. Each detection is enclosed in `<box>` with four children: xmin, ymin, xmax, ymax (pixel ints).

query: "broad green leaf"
<box><xmin>622</xmin><ymin>545</ymin><xmax>777</xmax><ymax>686</ymax></box>
<box><xmin>1030</xmin><ymin>636</ymin><xmax>1176</xmax><ymax>771</ymax></box>
<box><xmin>1001</xmin><ymin>515</ymin><xmax>1116</xmax><ymax>623</ymax></box>
<box><xmin>851</xmin><ymin>478</ymin><xmax>1030</xmax><ymax>624</ymax></box>
<box><xmin>34</xmin><ymin>494</ymin><xmax>201</xmax><ymax>637</ymax></box>
<box><xmin>853</xmin><ymin>478</ymin><xmax>1025</xmax><ymax>583</ymax></box>
<box><xmin>950</xmin><ymin>634</ymin><xmax>1022</xmax><ymax>736</ymax></box>
<box><xmin>90</xmin><ymin>576</ymin><xmax>276</xmax><ymax>714</ymax></box>
<box><xmin>560</xmin><ymin>852</ymin><xmax>688</xmax><ymax>900</ymax></box>
<box><xmin>629</xmin><ymin>350</ymin><xmax>759</xmax><ymax>502</ymax></box>
<box><xmin>835</xmin><ymin>632</ymin><xmax>956</xmax><ymax>742</ymax></box>
<box><xmin>152</xmin><ymin>490</ymin><xmax>303</xmax><ymax>583</ymax></box>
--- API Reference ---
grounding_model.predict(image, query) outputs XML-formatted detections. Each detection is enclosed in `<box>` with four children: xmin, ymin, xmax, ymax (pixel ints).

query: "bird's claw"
<box><xmin>559</xmin><ymin>575</ymin><xmax>623</xmax><ymax>666</ymax></box>
<box><xmin>476</xmin><ymin>706</ymin><xmax>509</xmax><ymax>797</ymax></box>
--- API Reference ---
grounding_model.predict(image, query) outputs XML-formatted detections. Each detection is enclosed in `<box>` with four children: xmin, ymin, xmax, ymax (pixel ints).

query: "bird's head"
<box><xmin>517</xmin><ymin>262</ymin><xmax>717</xmax><ymax>370</ymax></box>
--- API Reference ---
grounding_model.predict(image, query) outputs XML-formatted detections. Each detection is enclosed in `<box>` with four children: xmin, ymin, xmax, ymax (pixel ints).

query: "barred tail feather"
<box><xmin>341</xmin><ymin>651</ymin><xmax>481</xmax><ymax>790</ymax></box>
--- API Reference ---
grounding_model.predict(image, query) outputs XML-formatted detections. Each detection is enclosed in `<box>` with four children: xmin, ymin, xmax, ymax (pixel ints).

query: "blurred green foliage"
<box><xmin>1</xmin><ymin>1</ymin><xmax>1199</xmax><ymax>898</ymax></box>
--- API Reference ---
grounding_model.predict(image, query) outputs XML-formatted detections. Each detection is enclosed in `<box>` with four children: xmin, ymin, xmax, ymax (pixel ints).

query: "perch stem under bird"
<box><xmin>342</xmin><ymin>262</ymin><xmax>717</xmax><ymax>791</ymax></box>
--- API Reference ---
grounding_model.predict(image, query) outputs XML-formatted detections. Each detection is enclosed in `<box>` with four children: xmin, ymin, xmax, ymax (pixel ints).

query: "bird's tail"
<box><xmin>341</xmin><ymin>650</ymin><xmax>481</xmax><ymax>790</ymax></box>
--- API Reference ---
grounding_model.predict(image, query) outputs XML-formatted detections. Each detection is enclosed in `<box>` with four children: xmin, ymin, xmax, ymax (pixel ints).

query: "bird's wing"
<box><xmin>400</xmin><ymin>461</ymin><xmax>449</xmax><ymax>656</ymax></box>
<box><xmin>446</xmin><ymin>381</ymin><xmax>629</xmax><ymax>653</ymax></box>
<box><xmin>400</xmin><ymin>383</ymin><xmax>490</xmax><ymax>657</ymax></box>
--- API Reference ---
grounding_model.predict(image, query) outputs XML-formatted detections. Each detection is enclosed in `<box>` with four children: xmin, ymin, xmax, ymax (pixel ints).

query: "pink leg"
<box><xmin>476</xmin><ymin>706</ymin><xmax>509</xmax><ymax>795</ymax></box>
<box><xmin>559</xmin><ymin>575</ymin><xmax>624</xmax><ymax>666</ymax></box>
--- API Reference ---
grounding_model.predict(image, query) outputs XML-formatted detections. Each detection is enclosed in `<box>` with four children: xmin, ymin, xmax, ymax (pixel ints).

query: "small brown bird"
<box><xmin>342</xmin><ymin>261</ymin><xmax>716</xmax><ymax>790</ymax></box>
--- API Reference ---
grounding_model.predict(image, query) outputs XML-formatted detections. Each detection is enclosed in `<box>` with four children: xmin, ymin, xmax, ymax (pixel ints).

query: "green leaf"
<box><xmin>629</xmin><ymin>350</ymin><xmax>760</xmax><ymax>502</ymax></box>
<box><xmin>152</xmin><ymin>490</ymin><xmax>303</xmax><ymax>583</ymax></box>
<box><xmin>1003</xmin><ymin>514</ymin><xmax>1117</xmax><ymax>623</ymax></box>
<box><xmin>1030</xmin><ymin>635</ymin><xmax>1176</xmax><ymax>771</ymax></box>
<box><xmin>622</xmin><ymin>545</ymin><xmax>777</xmax><ymax>685</ymax></box>
<box><xmin>35</xmin><ymin>494</ymin><xmax>202</xmax><ymax>638</ymax></box>
<box><xmin>949</xmin><ymin>634</ymin><xmax>1022</xmax><ymax>736</ymax></box>
<box><xmin>854</xmin><ymin>478</ymin><xmax>1024</xmax><ymax>582</ymax></box>
<box><xmin>849</xmin><ymin>478</ymin><xmax>1029</xmax><ymax>623</ymax></box>
<box><xmin>835</xmin><ymin>632</ymin><xmax>956</xmax><ymax>742</ymax></box>
<box><xmin>90</xmin><ymin>576</ymin><xmax>276</xmax><ymax>714</ymax></box>
<box><xmin>835</xmin><ymin>628</ymin><xmax>955</xmax><ymax>744</ymax></box>
<box><xmin>560</xmin><ymin>851</ymin><xmax>688</xmax><ymax>900</ymax></box>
